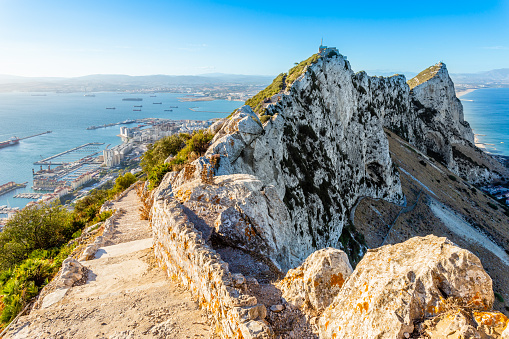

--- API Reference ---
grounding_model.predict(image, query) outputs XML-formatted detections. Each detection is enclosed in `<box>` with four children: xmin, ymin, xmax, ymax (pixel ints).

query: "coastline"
<box><xmin>456</xmin><ymin>88</ymin><xmax>477</xmax><ymax>98</ymax></box>
<box><xmin>177</xmin><ymin>96</ymin><xmax>216</xmax><ymax>102</ymax></box>
<box><xmin>474</xmin><ymin>134</ymin><xmax>488</xmax><ymax>151</ymax></box>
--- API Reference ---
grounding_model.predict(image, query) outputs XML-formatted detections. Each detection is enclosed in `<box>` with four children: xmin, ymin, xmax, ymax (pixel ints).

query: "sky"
<box><xmin>0</xmin><ymin>0</ymin><xmax>508</xmax><ymax>77</ymax></box>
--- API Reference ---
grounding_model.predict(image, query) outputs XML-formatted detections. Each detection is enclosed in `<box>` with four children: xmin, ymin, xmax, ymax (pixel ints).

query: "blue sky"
<box><xmin>0</xmin><ymin>0</ymin><xmax>507</xmax><ymax>77</ymax></box>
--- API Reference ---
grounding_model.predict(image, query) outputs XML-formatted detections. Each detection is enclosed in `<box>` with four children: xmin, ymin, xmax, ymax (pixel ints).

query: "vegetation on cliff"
<box><xmin>245</xmin><ymin>53</ymin><xmax>321</xmax><ymax>115</ymax></box>
<box><xmin>141</xmin><ymin>130</ymin><xmax>213</xmax><ymax>189</ymax></box>
<box><xmin>407</xmin><ymin>62</ymin><xmax>443</xmax><ymax>89</ymax></box>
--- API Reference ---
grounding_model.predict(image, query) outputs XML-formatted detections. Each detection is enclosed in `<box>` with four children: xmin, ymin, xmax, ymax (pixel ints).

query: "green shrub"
<box><xmin>495</xmin><ymin>292</ymin><xmax>505</xmax><ymax>303</ymax></box>
<box><xmin>0</xmin><ymin>258</ymin><xmax>57</xmax><ymax>323</ymax></box>
<box><xmin>245</xmin><ymin>73</ymin><xmax>286</xmax><ymax>114</ymax></box>
<box><xmin>73</xmin><ymin>189</ymin><xmax>111</xmax><ymax>224</ymax></box>
<box><xmin>113</xmin><ymin>172</ymin><xmax>137</xmax><ymax>193</ymax></box>
<box><xmin>448</xmin><ymin>174</ymin><xmax>457</xmax><ymax>182</ymax></box>
<box><xmin>140</xmin><ymin>133</ymin><xmax>190</xmax><ymax>174</ymax></box>
<box><xmin>286</xmin><ymin>54</ymin><xmax>320</xmax><ymax>86</ymax></box>
<box><xmin>147</xmin><ymin>163</ymin><xmax>171</xmax><ymax>190</ymax></box>
<box><xmin>0</xmin><ymin>204</ymin><xmax>73</xmax><ymax>270</ymax></box>
<box><xmin>245</xmin><ymin>54</ymin><xmax>321</xmax><ymax>115</ymax></box>
<box><xmin>141</xmin><ymin>130</ymin><xmax>214</xmax><ymax>190</ymax></box>
<box><xmin>260</xmin><ymin>115</ymin><xmax>271</xmax><ymax>124</ymax></box>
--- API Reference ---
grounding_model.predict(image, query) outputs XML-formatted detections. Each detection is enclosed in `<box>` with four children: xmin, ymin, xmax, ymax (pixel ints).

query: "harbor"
<box><xmin>34</xmin><ymin>142</ymin><xmax>105</xmax><ymax>166</ymax></box>
<box><xmin>0</xmin><ymin>92</ymin><xmax>241</xmax><ymax>211</ymax></box>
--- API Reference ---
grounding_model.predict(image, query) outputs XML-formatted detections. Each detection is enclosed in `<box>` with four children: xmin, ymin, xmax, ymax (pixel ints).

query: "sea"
<box><xmin>0</xmin><ymin>92</ymin><xmax>241</xmax><ymax>209</ymax></box>
<box><xmin>461</xmin><ymin>88</ymin><xmax>509</xmax><ymax>156</ymax></box>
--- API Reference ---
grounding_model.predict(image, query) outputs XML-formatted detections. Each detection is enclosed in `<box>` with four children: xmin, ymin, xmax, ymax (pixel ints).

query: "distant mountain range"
<box><xmin>0</xmin><ymin>68</ymin><xmax>507</xmax><ymax>93</ymax></box>
<box><xmin>0</xmin><ymin>73</ymin><xmax>275</xmax><ymax>92</ymax></box>
<box><xmin>450</xmin><ymin>68</ymin><xmax>509</xmax><ymax>85</ymax></box>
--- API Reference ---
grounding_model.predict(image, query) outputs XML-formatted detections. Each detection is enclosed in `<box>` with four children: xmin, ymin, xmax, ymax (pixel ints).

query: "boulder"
<box><xmin>278</xmin><ymin>248</ymin><xmax>352</xmax><ymax>315</ymax></box>
<box><xmin>57</xmin><ymin>258</ymin><xmax>84</xmax><ymax>288</ymax></box>
<box><xmin>318</xmin><ymin>235</ymin><xmax>494</xmax><ymax>339</ymax></box>
<box><xmin>418</xmin><ymin>310</ymin><xmax>509</xmax><ymax>339</ymax></box>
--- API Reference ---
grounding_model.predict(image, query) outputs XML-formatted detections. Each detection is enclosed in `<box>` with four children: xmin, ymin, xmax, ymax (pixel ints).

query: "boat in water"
<box><xmin>122</xmin><ymin>98</ymin><xmax>143</xmax><ymax>101</ymax></box>
<box><xmin>0</xmin><ymin>138</ymin><xmax>20</xmax><ymax>149</ymax></box>
<box><xmin>153</xmin><ymin>102</ymin><xmax>162</xmax><ymax>104</ymax></box>
<box><xmin>84</xmin><ymin>94</ymin><xmax>96</xmax><ymax>97</ymax></box>
<box><xmin>133</xmin><ymin>109</ymin><xmax>142</xmax><ymax>111</ymax></box>
<box><xmin>164</xmin><ymin>109</ymin><xmax>173</xmax><ymax>112</ymax></box>
<box><xmin>106</xmin><ymin>107</ymin><xmax>116</xmax><ymax>110</ymax></box>
<box><xmin>134</xmin><ymin>105</ymin><xmax>142</xmax><ymax>107</ymax></box>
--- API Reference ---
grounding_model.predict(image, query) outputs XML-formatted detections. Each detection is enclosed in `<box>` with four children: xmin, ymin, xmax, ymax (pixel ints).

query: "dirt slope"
<box><xmin>354</xmin><ymin>130</ymin><xmax>509</xmax><ymax>315</ymax></box>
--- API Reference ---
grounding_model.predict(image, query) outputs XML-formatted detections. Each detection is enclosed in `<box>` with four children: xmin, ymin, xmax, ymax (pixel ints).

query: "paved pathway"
<box><xmin>5</xmin><ymin>189</ymin><xmax>215</xmax><ymax>339</ymax></box>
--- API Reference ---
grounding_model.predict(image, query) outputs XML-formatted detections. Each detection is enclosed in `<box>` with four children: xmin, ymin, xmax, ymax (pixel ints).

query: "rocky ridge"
<box><xmin>146</xmin><ymin>49</ymin><xmax>509</xmax><ymax>337</ymax></box>
<box><xmin>163</xmin><ymin>49</ymin><xmax>507</xmax><ymax>272</ymax></box>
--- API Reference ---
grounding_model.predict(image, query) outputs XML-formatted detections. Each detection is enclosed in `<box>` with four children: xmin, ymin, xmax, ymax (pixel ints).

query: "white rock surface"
<box><xmin>278</xmin><ymin>247</ymin><xmax>352</xmax><ymax>314</ymax></box>
<box><xmin>318</xmin><ymin>235</ymin><xmax>494</xmax><ymax>339</ymax></box>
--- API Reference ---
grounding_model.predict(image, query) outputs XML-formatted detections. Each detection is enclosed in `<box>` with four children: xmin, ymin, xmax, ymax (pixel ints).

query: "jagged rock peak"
<box><xmin>407</xmin><ymin>62</ymin><xmax>445</xmax><ymax>89</ymax></box>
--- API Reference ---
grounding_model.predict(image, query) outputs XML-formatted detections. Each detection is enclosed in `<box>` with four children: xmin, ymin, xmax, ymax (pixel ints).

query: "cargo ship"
<box><xmin>122</xmin><ymin>98</ymin><xmax>143</xmax><ymax>101</ymax></box>
<box><xmin>0</xmin><ymin>138</ymin><xmax>20</xmax><ymax>149</ymax></box>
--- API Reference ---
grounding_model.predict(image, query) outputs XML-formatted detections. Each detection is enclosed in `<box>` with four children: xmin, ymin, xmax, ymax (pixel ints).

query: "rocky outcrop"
<box><xmin>171</xmin><ymin>174</ymin><xmax>291</xmax><ymax>271</ymax></box>
<box><xmin>418</xmin><ymin>310</ymin><xmax>509</xmax><ymax>338</ymax></box>
<box><xmin>318</xmin><ymin>235</ymin><xmax>495</xmax><ymax>339</ymax></box>
<box><xmin>278</xmin><ymin>248</ymin><xmax>352</xmax><ymax>315</ymax></box>
<box><xmin>166</xmin><ymin>52</ymin><xmax>406</xmax><ymax>270</ymax></box>
<box><xmin>383</xmin><ymin>62</ymin><xmax>506</xmax><ymax>184</ymax></box>
<box><xmin>153</xmin><ymin>49</ymin><xmax>508</xmax><ymax>274</ymax></box>
<box><xmin>146</xmin><ymin>49</ymin><xmax>509</xmax><ymax>337</ymax></box>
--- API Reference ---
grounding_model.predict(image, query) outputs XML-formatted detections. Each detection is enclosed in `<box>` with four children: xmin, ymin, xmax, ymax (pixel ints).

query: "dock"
<box><xmin>34</xmin><ymin>142</ymin><xmax>105</xmax><ymax>166</ymax></box>
<box><xmin>188</xmin><ymin>108</ymin><xmax>230</xmax><ymax>113</ymax></box>
<box><xmin>14</xmin><ymin>193</ymin><xmax>44</xmax><ymax>199</ymax></box>
<box><xmin>18</xmin><ymin>131</ymin><xmax>52</xmax><ymax>141</ymax></box>
<box><xmin>86</xmin><ymin>119</ymin><xmax>139</xmax><ymax>130</ymax></box>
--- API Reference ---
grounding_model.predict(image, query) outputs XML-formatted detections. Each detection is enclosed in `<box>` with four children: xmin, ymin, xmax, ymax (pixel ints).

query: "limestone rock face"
<box><xmin>318</xmin><ymin>235</ymin><xmax>494</xmax><ymax>339</ymax></box>
<box><xmin>201</xmin><ymin>53</ymin><xmax>405</xmax><ymax>270</ymax></box>
<box><xmin>382</xmin><ymin>62</ymin><xmax>503</xmax><ymax>184</ymax></box>
<box><xmin>154</xmin><ymin>50</ymin><xmax>503</xmax><ymax>274</ymax></box>
<box><xmin>411</xmin><ymin>63</ymin><xmax>474</xmax><ymax>144</ymax></box>
<box><xmin>172</xmin><ymin>174</ymin><xmax>293</xmax><ymax>269</ymax></box>
<box><xmin>278</xmin><ymin>248</ymin><xmax>353</xmax><ymax>315</ymax></box>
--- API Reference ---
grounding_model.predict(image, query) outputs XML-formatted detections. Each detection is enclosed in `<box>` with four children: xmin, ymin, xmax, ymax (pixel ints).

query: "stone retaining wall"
<box><xmin>150</xmin><ymin>192</ymin><xmax>273</xmax><ymax>338</ymax></box>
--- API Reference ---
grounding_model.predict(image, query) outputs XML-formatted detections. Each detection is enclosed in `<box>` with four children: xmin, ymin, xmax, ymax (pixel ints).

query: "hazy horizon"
<box><xmin>0</xmin><ymin>0</ymin><xmax>507</xmax><ymax>78</ymax></box>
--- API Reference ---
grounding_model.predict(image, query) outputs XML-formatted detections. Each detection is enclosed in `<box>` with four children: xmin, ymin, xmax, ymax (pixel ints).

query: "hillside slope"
<box><xmin>355</xmin><ymin>129</ymin><xmax>509</xmax><ymax>314</ymax></box>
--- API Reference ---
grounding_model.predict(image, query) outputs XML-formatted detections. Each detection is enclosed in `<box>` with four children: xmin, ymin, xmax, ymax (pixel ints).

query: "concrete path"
<box><xmin>5</xmin><ymin>189</ymin><xmax>215</xmax><ymax>339</ymax></box>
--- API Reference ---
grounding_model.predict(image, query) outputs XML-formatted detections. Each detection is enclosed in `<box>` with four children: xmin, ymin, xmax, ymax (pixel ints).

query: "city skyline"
<box><xmin>0</xmin><ymin>0</ymin><xmax>507</xmax><ymax>77</ymax></box>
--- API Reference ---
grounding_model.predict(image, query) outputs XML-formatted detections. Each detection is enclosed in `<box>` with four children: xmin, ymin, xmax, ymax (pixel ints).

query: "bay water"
<box><xmin>461</xmin><ymin>88</ymin><xmax>509</xmax><ymax>156</ymax></box>
<box><xmin>0</xmin><ymin>92</ymin><xmax>241</xmax><ymax>209</ymax></box>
